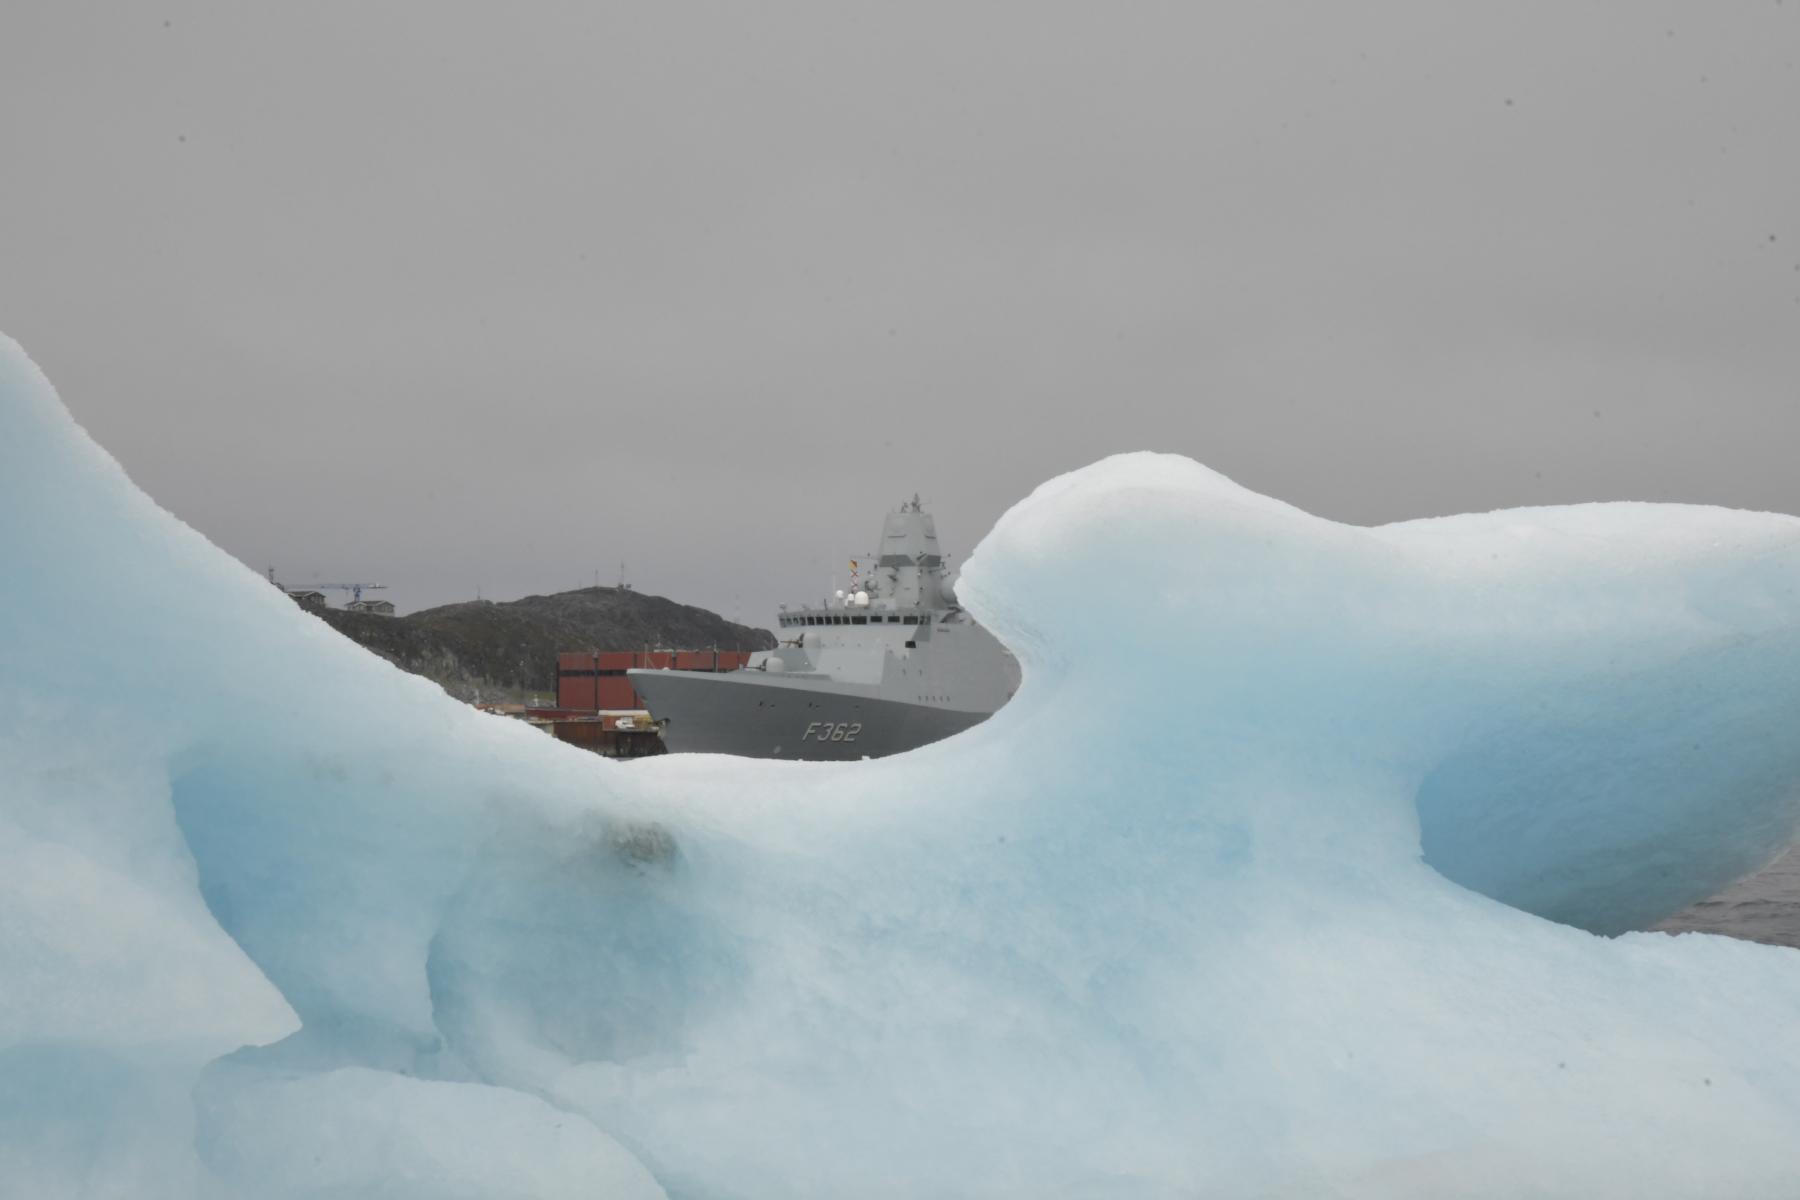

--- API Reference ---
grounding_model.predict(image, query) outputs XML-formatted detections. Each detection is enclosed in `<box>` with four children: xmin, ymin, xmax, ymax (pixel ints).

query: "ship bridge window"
<box><xmin>903</xmin><ymin>615</ymin><xmax>920</xmax><ymax>625</ymax></box>
<box><xmin>851</xmin><ymin>616</ymin><xmax>867</xmax><ymax>625</ymax></box>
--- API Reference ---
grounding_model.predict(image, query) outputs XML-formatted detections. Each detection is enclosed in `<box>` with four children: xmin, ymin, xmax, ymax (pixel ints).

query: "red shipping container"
<box><xmin>557</xmin><ymin>646</ymin><xmax>755</xmax><ymax>711</ymax></box>
<box><xmin>596</xmin><ymin>678</ymin><xmax>636</xmax><ymax>710</ymax></box>
<box><xmin>554</xmin><ymin>651</ymin><xmax>595</xmax><ymax>710</ymax></box>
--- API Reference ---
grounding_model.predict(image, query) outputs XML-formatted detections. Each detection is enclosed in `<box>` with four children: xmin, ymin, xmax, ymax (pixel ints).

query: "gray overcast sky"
<box><xmin>3</xmin><ymin>3</ymin><xmax>1797</xmax><ymax>626</ymax></box>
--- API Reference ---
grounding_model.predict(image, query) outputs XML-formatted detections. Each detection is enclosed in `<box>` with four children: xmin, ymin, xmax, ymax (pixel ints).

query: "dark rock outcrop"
<box><xmin>316</xmin><ymin>587</ymin><xmax>773</xmax><ymax>703</ymax></box>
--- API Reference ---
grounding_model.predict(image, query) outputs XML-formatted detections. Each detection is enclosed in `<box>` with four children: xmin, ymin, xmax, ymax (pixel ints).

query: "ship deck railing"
<box><xmin>777</xmin><ymin>609</ymin><xmax>936</xmax><ymax>629</ymax></box>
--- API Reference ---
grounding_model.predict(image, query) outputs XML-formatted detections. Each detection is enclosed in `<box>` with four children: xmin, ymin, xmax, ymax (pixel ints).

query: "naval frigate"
<box><xmin>628</xmin><ymin>497</ymin><xmax>1019</xmax><ymax>760</ymax></box>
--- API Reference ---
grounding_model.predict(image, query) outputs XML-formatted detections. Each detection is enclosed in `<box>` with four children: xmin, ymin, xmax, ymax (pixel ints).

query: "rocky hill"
<box><xmin>316</xmin><ymin>586</ymin><xmax>774</xmax><ymax>703</ymax></box>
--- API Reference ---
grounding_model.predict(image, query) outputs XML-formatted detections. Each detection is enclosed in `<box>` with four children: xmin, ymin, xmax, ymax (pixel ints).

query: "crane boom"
<box><xmin>266</xmin><ymin>569</ymin><xmax>387</xmax><ymax>603</ymax></box>
<box><xmin>308</xmin><ymin>583</ymin><xmax>386</xmax><ymax>601</ymax></box>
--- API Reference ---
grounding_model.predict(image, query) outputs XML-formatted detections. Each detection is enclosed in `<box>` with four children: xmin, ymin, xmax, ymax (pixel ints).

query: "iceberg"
<box><xmin>5</xmin><ymin>327</ymin><xmax>1800</xmax><ymax>1198</ymax></box>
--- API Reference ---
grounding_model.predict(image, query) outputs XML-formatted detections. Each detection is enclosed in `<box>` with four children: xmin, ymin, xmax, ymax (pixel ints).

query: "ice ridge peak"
<box><xmin>5</xmin><ymin>332</ymin><xmax>1800</xmax><ymax>1197</ymax></box>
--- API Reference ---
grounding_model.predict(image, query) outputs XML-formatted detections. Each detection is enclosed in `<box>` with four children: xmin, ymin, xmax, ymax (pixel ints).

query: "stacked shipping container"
<box><xmin>556</xmin><ymin>649</ymin><xmax>755</xmax><ymax>711</ymax></box>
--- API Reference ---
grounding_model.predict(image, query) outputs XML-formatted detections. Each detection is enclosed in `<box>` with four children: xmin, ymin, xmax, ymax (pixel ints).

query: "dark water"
<box><xmin>1652</xmin><ymin>847</ymin><xmax>1800</xmax><ymax>949</ymax></box>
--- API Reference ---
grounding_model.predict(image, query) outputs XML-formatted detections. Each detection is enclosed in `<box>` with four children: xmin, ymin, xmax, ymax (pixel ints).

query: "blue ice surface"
<box><xmin>5</xmin><ymin>329</ymin><xmax>1800</xmax><ymax>1197</ymax></box>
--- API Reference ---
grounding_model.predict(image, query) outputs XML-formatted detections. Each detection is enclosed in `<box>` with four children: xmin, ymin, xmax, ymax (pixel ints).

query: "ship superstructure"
<box><xmin>628</xmin><ymin>497</ymin><xmax>1018</xmax><ymax>760</ymax></box>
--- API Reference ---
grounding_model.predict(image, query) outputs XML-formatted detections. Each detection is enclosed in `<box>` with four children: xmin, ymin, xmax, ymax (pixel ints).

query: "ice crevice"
<box><xmin>6</xmin><ymin>330</ymin><xmax>1800</xmax><ymax>1197</ymax></box>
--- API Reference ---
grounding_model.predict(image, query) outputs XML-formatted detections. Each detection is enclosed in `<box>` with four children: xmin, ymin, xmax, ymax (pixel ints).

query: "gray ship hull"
<box><xmin>627</xmin><ymin>497</ymin><xmax>1017</xmax><ymax>760</ymax></box>
<box><xmin>628</xmin><ymin>668</ymin><xmax>988</xmax><ymax>760</ymax></box>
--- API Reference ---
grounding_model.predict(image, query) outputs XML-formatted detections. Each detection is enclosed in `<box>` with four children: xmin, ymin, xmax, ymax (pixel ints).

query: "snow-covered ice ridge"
<box><xmin>6</xmin><ymin>332</ymin><xmax>1800</xmax><ymax>1199</ymax></box>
